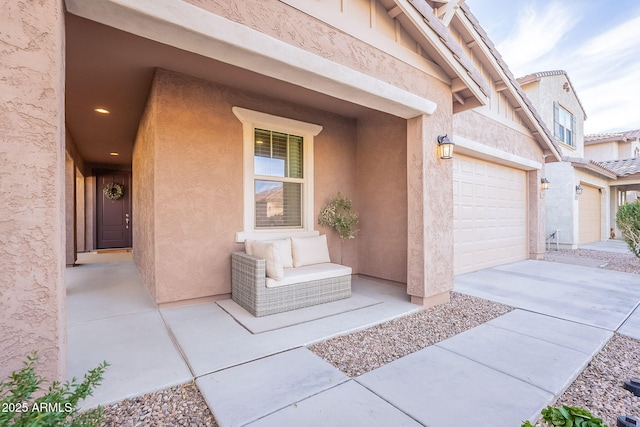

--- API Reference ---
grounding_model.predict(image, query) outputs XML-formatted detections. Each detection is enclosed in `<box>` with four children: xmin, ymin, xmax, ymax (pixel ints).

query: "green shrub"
<box><xmin>522</xmin><ymin>405</ymin><xmax>608</xmax><ymax>427</ymax></box>
<box><xmin>616</xmin><ymin>200</ymin><xmax>640</xmax><ymax>257</ymax></box>
<box><xmin>0</xmin><ymin>351</ymin><xmax>108</xmax><ymax>427</ymax></box>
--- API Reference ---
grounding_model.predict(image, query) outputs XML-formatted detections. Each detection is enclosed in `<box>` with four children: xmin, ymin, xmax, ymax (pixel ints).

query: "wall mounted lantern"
<box><xmin>575</xmin><ymin>185</ymin><xmax>583</xmax><ymax>195</ymax></box>
<box><xmin>437</xmin><ymin>135</ymin><xmax>455</xmax><ymax>159</ymax></box>
<box><xmin>541</xmin><ymin>178</ymin><xmax>550</xmax><ymax>190</ymax></box>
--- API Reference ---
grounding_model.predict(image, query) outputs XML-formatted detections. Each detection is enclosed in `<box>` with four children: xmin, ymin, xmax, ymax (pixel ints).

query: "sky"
<box><xmin>464</xmin><ymin>0</ymin><xmax>640</xmax><ymax>135</ymax></box>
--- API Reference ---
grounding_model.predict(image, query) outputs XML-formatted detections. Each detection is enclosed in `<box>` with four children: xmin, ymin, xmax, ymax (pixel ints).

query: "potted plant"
<box><xmin>318</xmin><ymin>192</ymin><xmax>359</xmax><ymax>265</ymax></box>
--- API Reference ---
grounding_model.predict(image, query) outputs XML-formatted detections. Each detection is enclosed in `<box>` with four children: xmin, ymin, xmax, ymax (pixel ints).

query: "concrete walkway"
<box><xmin>67</xmin><ymin>253</ymin><xmax>420</xmax><ymax>408</ymax></box>
<box><xmin>67</xmin><ymin>253</ymin><xmax>640</xmax><ymax>426</ymax></box>
<box><xmin>579</xmin><ymin>239</ymin><xmax>632</xmax><ymax>254</ymax></box>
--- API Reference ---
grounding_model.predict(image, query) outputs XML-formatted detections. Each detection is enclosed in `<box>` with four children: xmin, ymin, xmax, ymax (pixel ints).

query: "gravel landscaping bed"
<box><xmin>554</xmin><ymin>333</ymin><xmax>640</xmax><ymax>427</ymax></box>
<box><xmin>100</xmin><ymin>382</ymin><xmax>216</xmax><ymax>427</ymax></box>
<box><xmin>309</xmin><ymin>292</ymin><xmax>512</xmax><ymax>377</ymax></box>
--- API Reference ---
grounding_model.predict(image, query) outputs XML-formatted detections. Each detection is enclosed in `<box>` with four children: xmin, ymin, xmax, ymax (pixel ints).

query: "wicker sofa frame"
<box><xmin>231</xmin><ymin>251</ymin><xmax>352</xmax><ymax>317</ymax></box>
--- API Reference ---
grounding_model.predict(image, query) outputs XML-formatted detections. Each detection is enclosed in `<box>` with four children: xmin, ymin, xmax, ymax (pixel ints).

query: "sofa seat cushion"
<box><xmin>265</xmin><ymin>263</ymin><xmax>352</xmax><ymax>288</ymax></box>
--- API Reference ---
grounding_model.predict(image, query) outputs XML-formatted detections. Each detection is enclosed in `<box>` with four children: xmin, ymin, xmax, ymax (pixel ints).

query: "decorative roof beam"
<box><xmin>388</xmin><ymin>5</ymin><xmax>403</xmax><ymax>19</ymax></box>
<box><xmin>435</xmin><ymin>0</ymin><xmax>465</xmax><ymax>27</ymax></box>
<box><xmin>451</xmin><ymin>77</ymin><xmax>466</xmax><ymax>92</ymax></box>
<box><xmin>402</xmin><ymin>0</ymin><xmax>490</xmax><ymax>103</ymax></box>
<box><xmin>495</xmin><ymin>81</ymin><xmax>507</xmax><ymax>92</ymax></box>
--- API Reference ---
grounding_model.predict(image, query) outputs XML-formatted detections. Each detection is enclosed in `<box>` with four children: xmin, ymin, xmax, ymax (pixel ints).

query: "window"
<box><xmin>253</xmin><ymin>128</ymin><xmax>303</xmax><ymax>228</ymax></box>
<box><xmin>619</xmin><ymin>190</ymin><xmax>627</xmax><ymax>207</ymax></box>
<box><xmin>634</xmin><ymin>147</ymin><xmax>639</xmax><ymax>158</ymax></box>
<box><xmin>553</xmin><ymin>102</ymin><xmax>576</xmax><ymax>147</ymax></box>
<box><xmin>232</xmin><ymin>107</ymin><xmax>322</xmax><ymax>241</ymax></box>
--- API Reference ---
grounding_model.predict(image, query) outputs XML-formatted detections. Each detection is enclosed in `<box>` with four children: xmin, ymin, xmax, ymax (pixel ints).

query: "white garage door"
<box><xmin>453</xmin><ymin>155</ymin><xmax>528</xmax><ymax>275</ymax></box>
<box><xmin>578</xmin><ymin>184</ymin><xmax>601</xmax><ymax>244</ymax></box>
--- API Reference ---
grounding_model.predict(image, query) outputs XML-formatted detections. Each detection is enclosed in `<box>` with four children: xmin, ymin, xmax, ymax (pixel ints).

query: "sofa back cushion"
<box><xmin>291</xmin><ymin>235</ymin><xmax>331</xmax><ymax>267</ymax></box>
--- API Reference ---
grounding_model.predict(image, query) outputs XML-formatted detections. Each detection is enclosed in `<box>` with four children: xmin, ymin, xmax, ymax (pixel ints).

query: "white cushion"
<box><xmin>290</xmin><ymin>235</ymin><xmax>331</xmax><ymax>267</ymax></box>
<box><xmin>266</xmin><ymin>263</ymin><xmax>352</xmax><ymax>288</ymax></box>
<box><xmin>245</xmin><ymin>239</ymin><xmax>254</xmax><ymax>256</ymax></box>
<box><xmin>245</xmin><ymin>238</ymin><xmax>293</xmax><ymax>268</ymax></box>
<box><xmin>251</xmin><ymin>241</ymin><xmax>284</xmax><ymax>280</ymax></box>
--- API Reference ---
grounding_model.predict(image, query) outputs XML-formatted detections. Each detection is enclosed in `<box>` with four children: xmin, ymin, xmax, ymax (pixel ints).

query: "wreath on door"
<box><xmin>103</xmin><ymin>182</ymin><xmax>124</xmax><ymax>200</ymax></box>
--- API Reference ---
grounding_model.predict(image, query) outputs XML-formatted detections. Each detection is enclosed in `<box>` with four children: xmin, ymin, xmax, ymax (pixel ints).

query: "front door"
<box><xmin>97</xmin><ymin>171</ymin><xmax>132</xmax><ymax>249</ymax></box>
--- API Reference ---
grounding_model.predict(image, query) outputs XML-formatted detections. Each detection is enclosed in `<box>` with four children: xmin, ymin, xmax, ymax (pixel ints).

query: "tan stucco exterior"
<box><xmin>1</xmin><ymin>0</ymin><xmax>557</xmax><ymax>380</ymax></box>
<box><xmin>135</xmin><ymin>70</ymin><xmax>364</xmax><ymax>304</ymax></box>
<box><xmin>521</xmin><ymin>73</ymin><xmax>586</xmax><ymax>158</ymax></box>
<box><xmin>356</xmin><ymin>112</ymin><xmax>408</xmax><ymax>283</ymax></box>
<box><xmin>0</xmin><ymin>0</ymin><xmax>66</xmax><ymax>381</ymax></box>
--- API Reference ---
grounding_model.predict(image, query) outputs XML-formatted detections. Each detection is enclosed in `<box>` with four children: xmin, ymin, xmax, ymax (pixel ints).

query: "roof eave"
<box><xmin>569</xmin><ymin>158</ymin><xmax>618</xmax><ymax>179</ymax></box>
<box><xmin>399</xmin><ymin>0</ymin><xmax>489</xmax><ymax>108</ymax></box>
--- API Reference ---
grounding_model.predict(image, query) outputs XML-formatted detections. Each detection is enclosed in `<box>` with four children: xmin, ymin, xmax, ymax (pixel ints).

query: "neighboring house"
<box><xmin>588</xmin><ymin>130</ymin><xmax>640</xmax><ymax>213</ymax></box>
<box><xmin>2</xmin><ymin>0</ymin><xmax>560</xmax><ymax>381</ymax></box>
<box><xmin>585</xmin><ymin>130</ymin><xmax>640</xmax><ymax>161</ymax></box>
<box><xmin>519</xmin><ymin>70</ymin><xmax>640</xmax><ymax>247</ymax></box>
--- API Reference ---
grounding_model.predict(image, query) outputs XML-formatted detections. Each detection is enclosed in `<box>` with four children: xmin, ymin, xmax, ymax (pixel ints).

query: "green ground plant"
<box><xmin>522</xmin><ymin>405</ymin><xmax>608</xmax><ymax>427</ymax></box>
<box><xmin>616</xmin><ymin>200</ymin><xmax>640</xmax><ymax>257</ymax></box>
<box><xmin>0</xmin><ymin>351</ymin><xmax>108</xmax><ymax>427</ymax></box>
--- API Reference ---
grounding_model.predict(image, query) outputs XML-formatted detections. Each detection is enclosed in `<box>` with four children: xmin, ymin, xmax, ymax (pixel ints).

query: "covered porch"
<box><xmin>67</xmin><ymin>251</ymin><xmax>420</xmax><ymax>408</ymax></box>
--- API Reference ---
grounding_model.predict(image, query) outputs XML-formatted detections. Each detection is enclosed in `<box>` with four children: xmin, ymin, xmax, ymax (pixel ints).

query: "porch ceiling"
<box><xmin>65</xmin><ymin>13</ymin><xmax>370</xmax><ymax>166</ymax></box>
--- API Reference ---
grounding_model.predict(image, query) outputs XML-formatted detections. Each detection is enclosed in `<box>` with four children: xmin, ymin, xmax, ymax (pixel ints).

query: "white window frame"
<box><xmin>554</xmin><ymin>102</ymin><xmax>576</xmax><ymax>148</ymax></box>
<box><xmin>233</xmin><ymin>107</ymin><xmax>322</xmax><ymax>242</ymax></box>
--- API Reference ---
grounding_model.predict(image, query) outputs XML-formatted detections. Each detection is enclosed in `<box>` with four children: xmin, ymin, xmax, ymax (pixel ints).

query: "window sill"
<box><xmin>235</xmin><ymin>230</ymin><xmax>320</xmax><ymax>243</ymax></box>
<box><xmin>558</xmin><ymin>141</ymin><xmax>576</xmax><ymax>150</ymax></box>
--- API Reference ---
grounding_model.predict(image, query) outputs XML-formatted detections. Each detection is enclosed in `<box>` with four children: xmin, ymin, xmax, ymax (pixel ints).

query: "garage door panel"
<box><xmin>453</xmin><ymin>155</ymin><xmax>528</xmax><ymax>275</ymax></box>
<box><xmin>578</xmin><ymin>185</ymin><xmax>601</xmax><ymax>244</ymax></box>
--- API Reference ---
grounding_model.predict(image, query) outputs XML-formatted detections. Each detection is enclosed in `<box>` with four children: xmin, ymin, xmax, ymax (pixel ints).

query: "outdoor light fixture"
<box><xmin>575</xmin><ymin>185</ymin><xmax>583</xmax><ymax>195</ymax></box>
<box><xmin>437</xmin><ymin>135</ymin><xmax>454</xmax><ymax>159</ymax></box>
<box><xmin>541</xmin><ymin>178</ymin><xmax>550</xmax><ymax>190</ymax></box>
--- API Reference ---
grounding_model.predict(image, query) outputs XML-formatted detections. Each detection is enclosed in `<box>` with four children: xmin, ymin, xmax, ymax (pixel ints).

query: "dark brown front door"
<box><xmin>97</xmin><ymin>171</ymin><xmax>132</xmax><ymax>249</ymax></box>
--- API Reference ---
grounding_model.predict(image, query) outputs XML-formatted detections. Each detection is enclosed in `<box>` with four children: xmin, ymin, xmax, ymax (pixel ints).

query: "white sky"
<box><xmin>464</xmin><ymin>0</ymin><xmax>640</xmax><ymax>134</ymax></box>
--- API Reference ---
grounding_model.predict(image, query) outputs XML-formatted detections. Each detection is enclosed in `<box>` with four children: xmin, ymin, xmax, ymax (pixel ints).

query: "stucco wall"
<box><xmin>356</xmin><ymin>111</ymin><xmax>407</xmax><ymax>283</ymax></box>
<box><xmin>406</xmin><ymin>79</ymin><xmax>454</xmax><ymax>306</ymax></box>
<box><xmin>0</xmin><ymin>0</ymin><xmax>66</xmax><ymax>381</ymax></box>
<box><xmin>584</xmin><ymin>142</ymin><xmax>618</xmax><ymax>161</ymax></box>
<box><xmin>183</xmin><ymin>0</ymin><xmax>444</xmax><ymax>102</ymax></box>
<box><xmin>521</xmin><ymin>75</ymin><xmax>585</xmax><ymax>158</ymax></box>
<box><xmin>544</xmin><ymin>162</ymin><xmax>579</xmax><ymax>247</ymax></box>
<box><xmin>313</xmin><ymin>109</ymin><xmax>359</xmax><ymax>269</ymax></box>
<box><xmin>133</xmin><ymin>78</ymin><xmax>158</xmax><ymax>301</ymax></box>
<box><xmin>65</xmin><ymin>152</ymin><xmax>76</xmax><ymax>265</ymax></box>
<box><xmin>453</xmin><ymin>110</ymin><xmax>543</xmax><ymax>162</ymax></box>
<box><xmin>137</xmin><ymin>69</ymin><xmax>365</xmax><ymax>304</ymax></box>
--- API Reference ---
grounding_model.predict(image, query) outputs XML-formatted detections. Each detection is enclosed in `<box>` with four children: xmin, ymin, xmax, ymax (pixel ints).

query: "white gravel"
<box><xmin>100</xmin><ymin>382</ymin><xmax>216</xmax><ymax>427</ymax></box>
<box><xmin>309</xmin><ymin>292</ymin><xmax>512</xmax><ymax>377</ymax></box>
<box><xmin>554</xmin><ymin>334</ymin><xmax>640</xmax><ymax>426</ymax></box>
<box><xmin>99</xmin><ymin>249</ymin><xmax>640</xmax><ymax>426</ymax></box>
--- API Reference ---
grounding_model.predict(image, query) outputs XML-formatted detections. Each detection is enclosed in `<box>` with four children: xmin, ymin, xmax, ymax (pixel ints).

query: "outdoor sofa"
<box><xmin>231</xmin><ymin>235</ymin><xmax>352</xmax><ymax>317</ymax></box>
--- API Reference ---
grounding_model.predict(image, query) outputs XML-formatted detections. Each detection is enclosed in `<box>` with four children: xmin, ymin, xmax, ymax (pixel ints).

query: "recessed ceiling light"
<box><xmin>95</xmin><ymin>108</ymin><xmax>110</xmax><ymax>114</ymax></box>
<box><xmin>109</xmin><ymin>152</ymin><xmax>119</xmax><ymax>156</ymax></box>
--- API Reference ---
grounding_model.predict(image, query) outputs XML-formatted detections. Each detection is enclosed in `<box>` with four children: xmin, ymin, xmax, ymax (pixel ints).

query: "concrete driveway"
<box><xmin>455</xmin><ymin>259</ymin><xmax>640</xmax><ymax>337</ymax></box>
